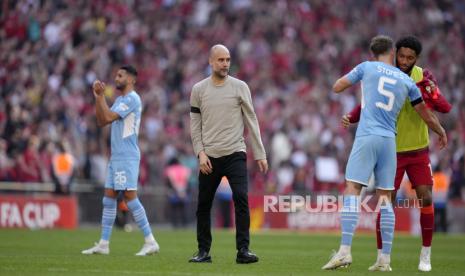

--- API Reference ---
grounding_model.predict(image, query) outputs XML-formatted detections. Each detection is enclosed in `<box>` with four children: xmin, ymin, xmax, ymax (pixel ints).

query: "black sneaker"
<box><xmin>189</xmin><ymin>250</ymin><xmax>212</xmax><ymax>263</ymax></box>
<box><xmin>236</xmin><ymin>248</ymin><xmax>259</xmax><ymax>264</ymax></box>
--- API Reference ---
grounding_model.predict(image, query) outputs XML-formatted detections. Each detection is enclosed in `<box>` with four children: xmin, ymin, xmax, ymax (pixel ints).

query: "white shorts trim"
<box><xmin>376</xmin><ymin>186</ymin><xmax>395</xmax><ymax>191</ymax></box>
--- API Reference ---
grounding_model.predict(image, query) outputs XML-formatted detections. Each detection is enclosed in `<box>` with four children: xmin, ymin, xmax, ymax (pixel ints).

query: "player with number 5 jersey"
<box><xmin>341</xmin><ymin>36</ymin><xmax>452</xmax><ymax>272</ymax></box>
<box><xmin>347</xmin><ymin>61</ymin><xmax>422</xmax><ymax>138</ymax></box>
<box><xmin>322</xmin><ymin>35</ymin><xmax>447</xmax><ymax>272</ymax></box>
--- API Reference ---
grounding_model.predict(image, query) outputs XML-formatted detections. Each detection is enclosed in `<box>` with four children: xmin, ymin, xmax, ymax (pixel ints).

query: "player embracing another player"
<box><xmin>322</xmin><ymin>35</ymin><xmax>447</xmax><ymax>271</ymax></box>
<box><xmin>342</xmin><ymin>36</ymin><xmax>452</xmax><ymax>272</ymax></box>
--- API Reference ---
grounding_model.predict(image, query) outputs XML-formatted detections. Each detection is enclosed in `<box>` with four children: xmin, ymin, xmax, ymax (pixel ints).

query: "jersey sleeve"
<box><xmin>428</xmin><ymin>87</ymin><xmax>452</xmax><ymax>113</ymax></box>
<box><xmin>348</xmin><ymin>104</ymin><xmax>362</xmax><ymax>123</ymax></box>
<box><xmin>111</xmin><ymin>94</ymin><xmax>139</xmax><ymax>118</ymax></box>
<box><xmin>346</xmin><ymin>62</ymin><xmax>365</xmax><ymax>84</ymax></box>
<box><xmin>417</xmin><ymin>69</ymin><xmax>452</xmax><ymax>113</ymax></box>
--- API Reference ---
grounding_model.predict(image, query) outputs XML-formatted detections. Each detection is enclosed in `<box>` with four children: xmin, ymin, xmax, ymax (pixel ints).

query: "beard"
<box><xmin>396</xmin><ymin>59</ymin><xmax>415</xmax><ymax>74</ymax></box>
<box><xmin>115</xmin><ymin>82</ymin><xmax>126</xmax><ymax>90</ymax></box>
<box><xmin>213</xmin><ymin>68</ymin><xmax>229</xmax><ymax>79</ymax></box>
<box><xmin>402</xmin><ymin>64</ymin><xmax>414</xmax><ymax>74</ymax></box>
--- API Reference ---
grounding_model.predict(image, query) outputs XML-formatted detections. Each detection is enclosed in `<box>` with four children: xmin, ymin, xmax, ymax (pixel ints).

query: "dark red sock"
<box><xmin>420</xmin><ymin>205</ymin><xmax>434</xmax><ymax>247</ymax></box>
<box><xmin>376</xmin><ymin>212</ymin><xmax>382</xmax><ymax>250</ymax></box>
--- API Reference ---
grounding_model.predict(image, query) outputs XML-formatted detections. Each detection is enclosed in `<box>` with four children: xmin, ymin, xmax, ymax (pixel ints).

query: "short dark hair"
<box><xmin>369</xmin><ymin>35</ymin><xmax>394</xmax><ymax>57</ymax></box>
<box><xmin>395</xmin><ymin>36</ymin><xmax>422</xmax><ymax>56</ymax></box>
<box><xmin>120</xmin><ymin>65</ymin><xmax>138</xmax><ymax>77</ymax></box>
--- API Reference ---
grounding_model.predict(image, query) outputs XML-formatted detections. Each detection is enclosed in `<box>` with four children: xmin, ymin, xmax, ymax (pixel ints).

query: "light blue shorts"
<box><xmin>345</xmin><ymin>135</ymin><xmax>396</xmax><ymax>190</ymax></box>
<box><xmin>105</xmin><ymin>159</ymin><xmax>140</xmax><ymax>191</ymax></box>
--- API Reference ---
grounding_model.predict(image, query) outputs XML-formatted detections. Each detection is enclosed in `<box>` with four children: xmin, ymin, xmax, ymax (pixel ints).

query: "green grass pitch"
<box><xmin>0</xmin><ymin>228</ymin><xmax>464</xmax><ymax>275</ymax></box>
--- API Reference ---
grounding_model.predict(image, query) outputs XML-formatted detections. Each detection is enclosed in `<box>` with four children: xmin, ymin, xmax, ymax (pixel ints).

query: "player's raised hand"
<box><xmin>257</xmin><ymin>159</ymin><xmax>268</xmax><ymax>174</ymax></box>
<box><xmin>341</xmin><ymin>114</ymin><xmax>352</xmax><ymax>128</ymax></box>
<box><xmin>92</xmin><ymin>80</ymin><xmax>106</xmax><ymax>97</ymax></box>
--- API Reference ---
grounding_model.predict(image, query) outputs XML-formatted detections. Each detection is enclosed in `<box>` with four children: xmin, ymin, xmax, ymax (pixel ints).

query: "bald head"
<box><xmin>209</xmin><ymin>44</ymin><xmax>230</xmax><ymax>59</ymax></box>
<box><xmin>209</xmin><ymin>44</ymin><xmax>231</xmax><ymax>80</ymax></box>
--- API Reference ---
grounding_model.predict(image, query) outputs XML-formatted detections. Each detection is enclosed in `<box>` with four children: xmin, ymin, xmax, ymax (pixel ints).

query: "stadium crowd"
<box><xmin>1</xmin><ymin>0</ymin><xmax>464</xmax><ymax>202</ymax></box>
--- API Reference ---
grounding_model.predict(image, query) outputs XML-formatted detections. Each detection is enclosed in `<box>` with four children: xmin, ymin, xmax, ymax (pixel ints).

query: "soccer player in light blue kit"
<box><xmin>82</xmin><ymin>65</ymin><xmax>159</xmax><ymax>256</ymax></box>
<box><xmin>322</xmin><ymin>36</ymin><xmax>447</xmax><ymax>271</ymax></box>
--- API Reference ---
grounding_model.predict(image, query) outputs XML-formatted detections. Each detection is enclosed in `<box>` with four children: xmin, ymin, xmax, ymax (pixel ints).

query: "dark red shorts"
<box><xmin>394</xmin><ymin>148</ymin><xmax>433</xmax><ymax>190</ymax></box>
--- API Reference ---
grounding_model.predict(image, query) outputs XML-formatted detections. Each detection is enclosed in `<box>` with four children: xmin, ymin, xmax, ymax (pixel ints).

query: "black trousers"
<box><xmin>196</xmin><ymin>151</ymin><xmax>250</xmax><ymax>252</ymax></box>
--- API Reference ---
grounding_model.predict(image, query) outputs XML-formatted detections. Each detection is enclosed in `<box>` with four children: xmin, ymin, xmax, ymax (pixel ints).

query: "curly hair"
<box><xmin>395</xmin><ymin>36</ymin><xmax>422</xmax><ymax>56</ymax></box>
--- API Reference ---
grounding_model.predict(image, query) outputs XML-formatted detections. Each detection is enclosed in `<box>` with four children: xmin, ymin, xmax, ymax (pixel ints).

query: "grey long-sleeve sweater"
<box><xmin>190</xmin><ymin>76</ymin><xmax>266</xmax><ymax>160</ymax></box>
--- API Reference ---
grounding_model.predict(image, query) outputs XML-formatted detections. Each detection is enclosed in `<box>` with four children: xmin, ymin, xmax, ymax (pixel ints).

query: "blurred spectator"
<box><xmin>276</xmin><ymin>161</ymin><xmax>295</xmax><ymax>194</ymax></box>
<box><xmin>51</xmin><ymin>141</ymin><xmax>75</xmax><ymax>194</ymax></box>
<box><xmin>84</xmin><ymin>140</ymin><xmax>107</xmax><ymax>186</ymax></box>
<box><xmin>0</xmin><ymin>138</ymin><xmax>14</xmax><ymax>181</ymax></box>
<box><xmin>449</xmin><ymin>156</ymin><xmax>465</xmax><ymax>200</ymax></box>
<box><xmin>215</xmin><ymin>177</ymin><xmax>233</xmax><ymax>228</ymax></box>
<box><xmin>432</xmin><ymin>164</ymin><xmax>450</xmax><ymax>232</ymax></box>
<box><xmin>165</xmin><ymin>157</ymin><xmax>191</xmax><ymax>228</ymax></box>
<box><xmin>271</xmin><ymin>130</ymin><xmax>292</xmax><ymax>168</ymax></box>
<box><xmin>39</xmin><ymin>140</ymin><xmax>54</xmax><ymax>183</ymax></box>
<box><xmin>15</xmin><ymin>135</ymin><xmax>42</xmax><ymax>182</ymax></box>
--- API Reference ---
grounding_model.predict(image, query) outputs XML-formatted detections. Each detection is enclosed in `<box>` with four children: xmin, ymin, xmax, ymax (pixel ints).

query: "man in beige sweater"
<box><xmin>189</xmin><ymin>44</ymin><xmax>268</xmax><ymax>264</ymax></box>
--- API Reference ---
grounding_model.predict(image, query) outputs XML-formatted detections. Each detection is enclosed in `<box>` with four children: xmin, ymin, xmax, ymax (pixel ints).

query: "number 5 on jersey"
<box><xmin>376</xmin><ymin>76</ymin><xmax>396</xmax><ymax>111</ymax></box>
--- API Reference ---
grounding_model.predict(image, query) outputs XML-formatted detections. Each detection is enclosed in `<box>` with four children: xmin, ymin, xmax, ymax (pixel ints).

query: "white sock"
<box><xmin>99</xmin><ymin>239</ymin><xmax>109</xmax><ymax>246</ymax></box>
<box><xmin>144</xmin><ymin>234</ymin><xmax>155</xmax><ymax>244</ymax></box>
<box><xmin>339</xmin><ymin>245</ymin><xmax>351</xmax><ymax>255</ymax></box>
<box><xmin>421</xmin><ymin>246</ymin><xmax>431</xmax><ymax>257</ymax></box>
<box><xmin>377</xmin><ymin>249</ymin><xmax>382</xmax><ymax>261</ymax></box>
<box><xmin>380</xmin><ymin>253</ymin><xmax>391</xmax><ymax>264</ymax></box>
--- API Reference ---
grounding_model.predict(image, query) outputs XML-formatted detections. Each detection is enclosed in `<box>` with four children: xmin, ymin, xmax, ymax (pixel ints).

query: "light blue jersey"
<box><xmin>110</xmin><ymin>91</ymin><xmax>142</xmax><ymax>161</ymax></box>
<box><xmin>346</xmin><ymin>61</ymin><xmax>422</xmax><ymax>138</ymax></box>
<box><xmin>345</xmin><ymin>61</ymin><xmax>422</xmax><ymax>189</ymax></box>
<box><xmin>105</xmin><ymin>91</ymin><xmax>142</xmax><ymax>190</ymax></box>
